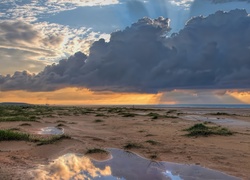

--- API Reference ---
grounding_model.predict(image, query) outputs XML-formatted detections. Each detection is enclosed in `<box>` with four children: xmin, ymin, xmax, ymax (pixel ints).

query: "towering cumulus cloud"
<box><xmin>0</xmin><ymin>9</ymin><xmax>250</xmax><ymax>93</ymax></box>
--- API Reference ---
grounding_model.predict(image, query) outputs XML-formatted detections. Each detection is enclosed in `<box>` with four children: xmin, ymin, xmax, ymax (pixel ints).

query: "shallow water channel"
<box><xmin>183</xmin><ymin>115</ymin><xmax>250</xmax><ymax>127</ymax></box>
<box><xmin>31</xmin><ymin>148</ymin><xmax>239</xmax><ymax>180</ymax></box>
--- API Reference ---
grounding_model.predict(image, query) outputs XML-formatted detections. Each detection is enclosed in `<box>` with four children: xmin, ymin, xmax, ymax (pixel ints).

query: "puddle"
<box><xmin>38</xmin><ymin>127</ymin><xmax>64</xmax><ymax>135</ymax></box>
<box><xmin>31</xmin><ymin>148</ymin><xmax>239</xmax><ymax>180</ymax></box>
<box><xmin>134</xmin><ymin>112</ymin><xmax>149</xmax><ymax>115</ymax></box>
<box><xmin>183</xmin><ymin>115</ymin><xmax>250</xmax><ymax>127</ymax></box>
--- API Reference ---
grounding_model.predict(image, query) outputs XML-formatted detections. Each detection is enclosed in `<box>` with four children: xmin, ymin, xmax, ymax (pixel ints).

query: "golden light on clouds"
<box><xmin>0</xmin><ymin>88</ymin><xmax>162</xmax><ymax>105</ymax></box>
<box><xmin>31</xmin><ymin>153</ymin><xmax>111</xmax><ymax>180</ymax></box>
<box><xmin>227</xmin><ymin>91</ymin><xmax>250</xmax><ymax>104</ymax></box>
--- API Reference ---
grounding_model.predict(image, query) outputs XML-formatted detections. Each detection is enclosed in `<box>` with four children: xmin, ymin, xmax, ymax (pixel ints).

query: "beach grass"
<box><xmin>0</xmin><ymin>116</ymin><xmax>37</xmax><ymax>122</ymax></box>
<box><xmin>94</xmin><ymin>119</ymin><xmax>104</xmax><ymax>123</ymax></box>
<box><xmin>149</xmin><ymin>154</ymin><xmax>158</xmax><ymax>159</ymax></box>
<box><xmin>19</xmin><ymin>123</ymin><xmax>32</xmax><ymax>126</ymax></box>
<box><xmin>0</xmin><ymin>129</ymin><xmax>70</xmax><ymax>146</ymax></box>
<box><xmin>86</xmin><ymin>148</ymin><xmax>108</xmax><ymax>154</ymax></box>
<box><xmin>121</xmin><ymin>113</ymin><xmax>136</xmax><ymax>117</ymax></box>
<box><xmin>0</xmin><ymin>130</ymin><xmax>30</xmax><ymax>141</ymax></box>
<box><xmin>95</xmin><ymin>113</ymin><xmax>106</xmax><ymax>117</ymax></box>
<box><xmin>166</xmin><ymin>110</ymin><xmax>177</xmax><ymax>114</ymax></box>
<box><xmin>163</xmin><ymin>115</ymin><xmax>178</xmax><ymax>119</ymax></box>
<box><xmin>147</xmin><ymin>112</ymin><xmax>160</xmax><ymax>117</ymax></box>
<box><xmin>56</xmin><ymin>123</ymin><xmax>65</xmax><ymax>127</ymax></box>
<box><xmin>145</xmin><ymin>140</ymin><xmax>160</xmax><ymax>145</ymax></box>
<box><xmin>184</xmin><ymin>123</ymin><xmax>233</xmax><ymax>137</ymax></box>
<box><xmin>32</xmin><ymin>135</ymin><xmax>71</xmax><ymax>146</ymax></box>
<box><xmin>209</xmin><ymin>112</ymin><xmax>236</xmax><ymax>116</ymax></box>
<box><xmin>123</xmin><ymin>143</ymin><xmax>143</xmax><ymax>149</ymax></box>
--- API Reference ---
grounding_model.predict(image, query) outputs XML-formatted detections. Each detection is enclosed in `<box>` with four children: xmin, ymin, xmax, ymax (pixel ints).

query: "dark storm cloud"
<box><xmin>0</xmin><ymin>52</ymin><xmax>88</xmax><ymax>91</ymax></box>
<box><xmin>1</xmin><ymin>9</ymin><xmax>250</xmax><ymax>93</ymax></box>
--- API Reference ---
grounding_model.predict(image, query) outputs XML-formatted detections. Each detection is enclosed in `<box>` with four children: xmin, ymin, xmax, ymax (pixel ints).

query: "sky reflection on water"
<box><xmin>38</xmin><ymin>127</ymin><xmax>64</xmax><ymax>135</ymax></box>
<box><xmin>31</xmin><ymin>148</ymin><xmax>239</xmax><ymax>180</ymax></box>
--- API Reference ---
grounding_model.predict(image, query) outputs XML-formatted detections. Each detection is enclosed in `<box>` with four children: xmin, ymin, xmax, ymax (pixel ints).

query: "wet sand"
<box><xmin>0</xmin><ymin>107</ymin><xmax>250</xmax><ymax>179</ymax></box>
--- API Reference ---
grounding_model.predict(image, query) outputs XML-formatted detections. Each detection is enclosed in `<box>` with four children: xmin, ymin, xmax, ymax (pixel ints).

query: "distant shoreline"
<box><xmin>1</xmin><ymin>102</ymin><xmax>250</xmax><ymax>109</ymax></box>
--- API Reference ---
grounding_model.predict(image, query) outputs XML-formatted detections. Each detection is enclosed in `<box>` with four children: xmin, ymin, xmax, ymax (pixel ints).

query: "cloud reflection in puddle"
<box><xmin>38</xmin><ymin>127</ymin><xmax>64</xmax><ymax>135</ymax></box>
<box><xmin>31</xmin><ymin>148</ymin><xmax>240</xmax><ymax>180</ymax></box>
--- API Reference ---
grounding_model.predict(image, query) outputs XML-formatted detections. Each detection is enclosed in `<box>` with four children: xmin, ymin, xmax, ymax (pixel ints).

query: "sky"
<box><xmin>0</xmin><ymin>0</ymin><xmax>250</xmax><ymax>105</ymax></box>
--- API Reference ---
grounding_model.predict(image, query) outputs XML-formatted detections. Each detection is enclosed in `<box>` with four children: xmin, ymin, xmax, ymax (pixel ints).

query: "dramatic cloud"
<box><xmin>0</xmin><ymin>20</ymin><xmax>109</xmax><ymax>74</ymax></box>
<box><xmin>1</xmin><ymin>10</ymin><xmax>250</xmax><ymax>93</ymax></box>
<box><xmin>190</xmin><ymin>0</ymin><xmax>250</xmax><ymax>18</ymax></box>
<box><xmin>0</xmin><ymin>20</ymin><xmax>63</xmax><ymax>52</ymax></box>
<box><xmin>0</xmin><ymin>48</ymin><xmax>47</xmax><ymax>75</ymax></box>
<box><xmin>0</xmin><ymin>20</ymin><xmax>61</xmax><ymax>74</ymax></box>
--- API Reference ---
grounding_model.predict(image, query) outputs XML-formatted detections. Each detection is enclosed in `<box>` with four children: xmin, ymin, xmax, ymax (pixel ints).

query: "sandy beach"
<box><xmin>0</xmin><ymin>106</ymin><xmax>250</xmax><ymax>179</ymax></box>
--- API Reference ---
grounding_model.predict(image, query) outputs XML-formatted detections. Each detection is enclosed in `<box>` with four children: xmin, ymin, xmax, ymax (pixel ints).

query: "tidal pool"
<box><xmin>37</xmin><ymin>127</ymin><xmax>64</xmax><ymax>135</ymax></box>
<box><xmin>31</xmin><ymin>148</ymin><xmax>239</xmax><ymax>180</ymax></box>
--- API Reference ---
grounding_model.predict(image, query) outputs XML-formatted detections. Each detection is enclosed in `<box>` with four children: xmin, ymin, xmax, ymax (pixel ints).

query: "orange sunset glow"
<box><xmin>0</xmin><ymin>88</ymin><xmax>163</xmax><ymax>105</ymax></box>
<box><xmin>227</xmin><ymin>91</ymin><xmax>250</xmax><ymax>104</ymax></box>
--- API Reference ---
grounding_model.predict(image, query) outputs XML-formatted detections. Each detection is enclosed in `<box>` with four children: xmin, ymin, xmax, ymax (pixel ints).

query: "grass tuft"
<box><xmin>145</xmin><ymin>134</ymin><xmax>156</xmax><ymax>137</ymax></box>
<box><xmin>95</xmin><ymin>113</ymin><xmax>106</xmax><ymax>117</ymax></box>
<box><xmin>186</xmin><ymin>123</ymin><xmax>208</xmax><ymax>131</ymax></box>
<box><xmin>0</xmin><ymin>129</ymin><xmax>70</xmax><ymax>146</ymax></box>
<box><xmin>19</xmin><ymin>123</ymin><xmax>31</xmax><ymax>126</ymax></box>
<box><xmin>56</xmin><ymin>123</ymin><xmax>65</xmax><ymax>127</ymax></box>
<box><xmin>94</xmin><ymin>119</ymin><xmax>104</xmax><ymax>123</ymax></box>
<box><xmin>145</xmin><ymin>140</ymin><xmax>160</xmax><ymax>145</ymax></box>
<box><xmin>166</xmin><ymin>110</ymin><xmax>177</xmax><ymax>114</ymax></box>
<box><xmin>138</xmin><ymin>130</ymin><xmax>146</xmax><ymax>133</ymax></box>
<box><xmin>209</xmin><ymin>112</ymin><xmax>236</xmax><ymax>116</ymax></box>
<box><xmin>164</xmin><ymin>115</ymin><xmax>178</xmax><ymax>119</ymax></box>
<box><xmin>149</xmin><ymin>154</ymin><xmax>158</xmax><ymax>159</ymax></box>
<box><xmin>123</xmin><ymin>143</ymin><xmax>142</xmax><ymax>149</ymax></box>
<box><xmin>56</xmin><ymin>120</ymin><xmax>67</xmax><ymax>123</ymax></box>
<box><xmin>0</xmin><ymin>130</ymin><xmax>30</xmax><ymax>141</ymax></box>
<box><xmin>184</xmin><ymin>123</ymin><xmax>233</xmax><ymax>137</ymax></box>
<box><xmin>0</xmin><ymin>116</ymin><xmax>37</xmax><ymax>122</ymax></box>
<box><xmin>151</xmin><ymin>115</ymin><xmax>158</xmax><ymax>119</ymax></box>
<box><xmin>86</xmin><ymin>148</ymin><xmax>108</xmax><ymax>154</ymax></box>
<box><xmin>121</xmin><ymin>113</ymin><xmax>136</xmax><ymax>117</ymax></box>
<box><xmin>147</xmin><ymin>112</ymin><xmax>160</xmax><ymax>117</ymax></box>
<box><xmin>32</xmin><ymin>135</ymin><xmax>71</xmax><ymax>146</ymax></box>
